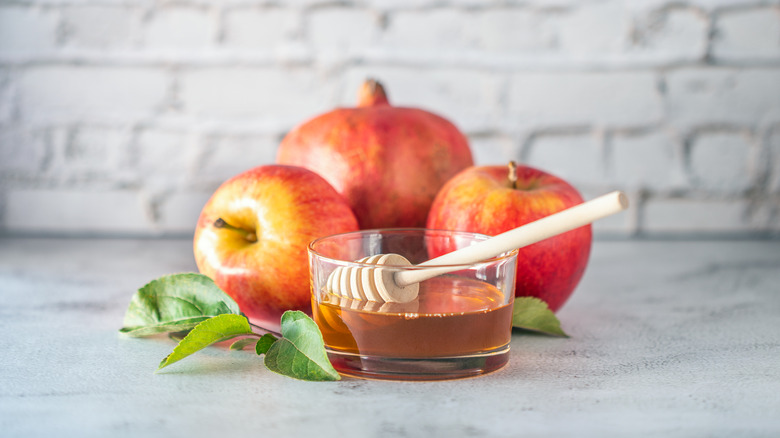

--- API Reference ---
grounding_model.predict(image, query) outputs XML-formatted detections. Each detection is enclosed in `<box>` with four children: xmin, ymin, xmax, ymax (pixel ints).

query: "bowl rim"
<box><xmin>307</xmin><ymin>227</ymin><xmax>519</xmax><ymax>269</ymax></box>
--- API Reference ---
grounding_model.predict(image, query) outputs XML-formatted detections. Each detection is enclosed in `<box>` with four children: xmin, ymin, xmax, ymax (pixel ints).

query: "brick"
<box><xmin>713</xmin><ymin>7</ymin><xmax>780</xmax><ymax>61</ymax></box>
<box><xmin>476</xmin><ymin>9</ymin><xmax>555</xmax><ymax>53</ymax></box>
<box><xmin>525</xmin><ymin>132</ymin><xmax>605</xmax><ymax>188</ymax></box>
<box><xmin>0</xmin><ymin>70</ymin><xmax>14</xmax><ymax>124</ymax></box>
<box><xmin>143</xmin><ymin>7</ymin><xmax>216</xmax><ymax>49</ymax></box>
<box><xmin>610</xmin><ymin>131</ymin><xmax>685</xmax><ymax>191</ymax></box>
<box><xmin>468</xmin><ymin>135</ymin><xmax>518</xmax><ymax>166</ymax></box>
<box><xmin>4</xmin><ymin>189</ymin><xmax>152</xmax><ymax>234</ymax></box>
<box><xmin>642</xmin><ymin>198</ymin><xmax>754</xmax><ymax>233</ymax></box>
<box><xmin>198</xmin><ymin>133</ymin><xmax>278</xmax><ymax>184</ymax></box>
<box><xmin>17</xmin><ymin>66</ymin><xmax>168</xmax><ymax>122</ymax></box>
<box><xmin>223</xmin><ymin>7</ymin><xmax>299</xmax><ymax>49</ymax></box>
<box><xmin>61</xmin><ymin>5</ymin><xmax>140</xmax><ymax>50</ymax></box>
<box><xmin>179</xmin><ymin>68</ymin><xmax>337</xmax><ymax>124</ymax></box>
<box><xmin>767</xmin><ymin>126</ymin><xmax>780</xmax><ymax>193</ymax></box>
<box><xmin>267</xmin><ymin>0</ymin><xmax>336</xmax><ymax>6</ymax></box>
<box><xmin>343</xmin><ymin>67</ymin><xmax>501</xmax><ymax>133</ymax></box>
<box><xmin>630</xmin><ymin>8</ymin><xmax>708</xmax><ymax>61</ymax></box>
<box><xmin>557</xmin><ymin>1</ymin><xmax>630</xmax><ymax>55</ymax></box>
<box><xmin>365</xmin><ymin>0</ymin><xmax>500</xmax><ymax>7</ymax></box>
<box><xmin>308</xmin><ymin>8</ymin><xmax>379</xmax><ymax>52</ymax></box>
<box><xmin>508</xmin><ymin>72</ymin><xmax>662</xmax><ymax>127</ymax></box>
<box><xmin>380</xmin><ymin>9</ymin><xmax>475</xmax><ymax>52</ymax></box>
<box><xmin>0</xmin><ymin>6</ymin><xmax>59</xmax><ymax>53</ymax></box>
<box><xmin>58</xmin><ymin>125</ymin><xmax>129</xmax><ymax>175</ymax></box>
<box><xmin>1</xmin><ymin>124</ymin><xmax>135</xmax><ymax>183</ymax></box>
<box><xmin>689</xmin><ymin>131</ymin><xmax>756</xmax><ymax>193</ymax></box>
<box><xmin>134</xmin><ymin>129</ymin><xmax>197</xmax><ymax>179</ymax></box>
<box><xmin>0</xmin><ymin>126</ymin><xmax>49</xmax><ymax>174</ymax></box>
<box><xmin>665</xmin><ymin>68</ymin><xmax>780</xmax><ymax>127</ymax></box>
<box><xmin>157</xmin><ymin>191</ymin><xmax>211</xmax><ymax>233</ymax></box>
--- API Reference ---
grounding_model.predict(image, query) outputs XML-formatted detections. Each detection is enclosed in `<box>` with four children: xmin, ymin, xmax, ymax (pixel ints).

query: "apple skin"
<box><xmin>193</xmin><ymin>165</ymin><xmax>359</xmax><ymax>333</ymax></box>
<box><xmin>426</xmin><ymin>164</ymin><xmax>592</xmax><ymax>312</ymax></box>
<box><xmin>276</xmin><ymin>79</ymin><xmax>473</xmax><ymax>229</ymax></box>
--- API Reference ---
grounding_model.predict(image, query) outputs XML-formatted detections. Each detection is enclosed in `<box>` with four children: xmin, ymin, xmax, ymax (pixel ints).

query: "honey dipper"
<box><xmin>327</xmin><ymin>191</ymin><xmax>629</xmax><ymax>304</ymax></box>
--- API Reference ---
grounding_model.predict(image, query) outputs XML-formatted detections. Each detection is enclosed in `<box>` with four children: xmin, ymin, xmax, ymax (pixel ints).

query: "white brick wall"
<box><xmin>198</xmin><ymin>133</ymin><xmax>280</xmax><ymax>185</ymax></box>
<box><xmin>688</xmin><ymin>130</ymin><xmax>757</xmax><ymax>193</ymax></box>
<box><xmin>308</xmin><ymin>8</ymin><xmax>379</xmax><ymax>53</ymax></box>
<box><xmin>610</xmin><ymin>130</ymin><xmax>685</xmax><ymax>192</ymax></box>
<box><xmin>508</xmin><ymin>72</ymin><xmax>663</xmax><ymax>127</ymax></box>
<box><xmin>526</xmin><ymin>132</ymin><xmax>606</xmax><ymax>187</ymax></box>
<box><xmin>61</xmin><ymin>5</ymin><xmax>140</xmax><ymax>50</ymax></box>
<box><xmin>224</xmin><ymin>8</ymin><xmax>300</xmax><ymax>50</ymax></box>
<box><xmin>132</xmin><ymin>128</ymin><xmax>198</xmax><ymax>186</ymax></box>
<box><xmin>6</xmin><ymin>189</ymin><xmax>153</xmax><ymax>234</ymax></box>
<box><xmin>144</xmin><ymin>7</ymin><xmax>217</xmax><ymax>50</ymax></box>
<box><xmin>712</xmin><ymin>7</ymin><xmax>780</xmax><ymax>62</ymax></box>
<box><xmin>17</xmin><ymin>66</ymin><xmax>169</xmax><ymax>122</ymax></box>
<box><xmin>642</xmin><ymin>198</ymin><xmax>760</xmax><ymax>233</ymax></box>
<box><xmin>766</xmin><ymin>123</ymin><xmax>780</xmax><ymax>193</ymax></box>
<box><xmin>343</xmin><ymin>67</ymin><xmax>501</xmax><ymax>132</ymax></box>
<box><xmin>557</xmin><ymin>1</ymin><xmax>630</xmax><ymax>55</ymax></box>
<box><xmin>0</xmin><ymin>6</ymin><xmax>59</xmax><ymax>54</ymax></box>
<box><xmin>178</xmin><ymin>68</ymin><xmax>337</xmax><ymax>123</ymax></box>
<box><xmin>630</xmin><ymin>7</ymin><xmax>708</xmax><ymax>61</ymax></box>
<box><xmin>666</xmin><ymin>68</ymin><xmax>780</xmax><ymax>127</ymax></box>
<box><xmin>0</xmin><ymin>0</ymin><xmax>778</xmax><ymax>237</ymax></box>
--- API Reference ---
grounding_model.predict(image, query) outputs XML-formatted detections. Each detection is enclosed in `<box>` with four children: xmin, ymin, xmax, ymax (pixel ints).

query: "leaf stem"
<box><xmin>248</xmin><ymin>322</ymin><xmax>280</xmax><ymax>337</ymax></box>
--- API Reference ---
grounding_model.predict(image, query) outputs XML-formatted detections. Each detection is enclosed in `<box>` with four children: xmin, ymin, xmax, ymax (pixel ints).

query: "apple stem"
<box><xmin>214</xmin><ymin>218</ymin><xmax>258</xmax><ymax>243</ymax></box>
<box><xmin>508</xmin><ymin>161</ymin><xmax>518</xmax><ymax>189</ymax></box>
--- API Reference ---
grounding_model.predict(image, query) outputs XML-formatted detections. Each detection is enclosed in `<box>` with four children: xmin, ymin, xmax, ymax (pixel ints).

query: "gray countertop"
<box><xmin>1</xmin><ymin>237</ymin><xmax>779</xmax><ymax>437</ymax></box>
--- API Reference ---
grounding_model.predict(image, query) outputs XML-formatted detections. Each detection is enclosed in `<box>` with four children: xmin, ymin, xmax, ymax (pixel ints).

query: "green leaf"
<box><xmin>512</xmin><ymin>297</ymin><xmax>569</xmax><ymax>337</ymax></box>
<box><xmin>120</xmin><ymin>273</ymin><xmax>241</xmax><ymax>337</ymax></box>
<box><xmin>158</xmin><ymin>314</ymin><xmax>253</xmax><ymax>370</ymax></box>
<box><xmin>168</xmin><ymin>330</ymin><xmax>191</xmax><ymax>342</ymax></box>
<box><xmin>229</xmin><ymin>337</ymin><xmax>259</xmax><ymax>351</ymax></box>
<box><xmin>255</xmin><ymin>333</ymin><xmax>278</xmax><ymax>355</ymax></box>
<box><xmin>263</xmin><ymin>311</ymin><xmax>340</xmax><ymax>381</ymax></box>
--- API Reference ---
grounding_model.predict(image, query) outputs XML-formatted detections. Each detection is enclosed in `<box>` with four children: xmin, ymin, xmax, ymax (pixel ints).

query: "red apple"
<box><xmin>276</xmin><ymin>79</ymin><xmax>473</xmax><ymax>229</ymax></box>
<box><xmin>426</xmin><ymin>162</ymin><xmax>592</xmax><ymax>312</ymax></box>
<box><xmin>193</xmin><ymin>165</ymin><xmax>359</xmax><ymax>333</ymax></box>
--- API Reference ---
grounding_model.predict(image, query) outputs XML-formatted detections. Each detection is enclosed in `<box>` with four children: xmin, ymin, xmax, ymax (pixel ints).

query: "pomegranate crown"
<box><xmin>358</xmin><ymin>78</ymin><xmax>390</xmax><ymax>107</ymax></box>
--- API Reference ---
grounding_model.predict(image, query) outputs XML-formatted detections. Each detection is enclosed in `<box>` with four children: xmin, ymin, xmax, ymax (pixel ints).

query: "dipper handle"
<box><xmin>394</xmin><ymin>191</ymin><xmax>629</xmax><ymax>287</ymax></box>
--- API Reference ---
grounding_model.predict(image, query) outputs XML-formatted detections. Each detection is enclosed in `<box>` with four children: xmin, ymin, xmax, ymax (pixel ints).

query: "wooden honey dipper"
<box><xmin>327</xmin><ymin>191</ymin><xmax>629</xmax><ymax>304</ymax></box>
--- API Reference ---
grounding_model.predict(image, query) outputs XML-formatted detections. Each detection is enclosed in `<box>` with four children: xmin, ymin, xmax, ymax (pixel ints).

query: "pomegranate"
<box><xmin>276</xmin><ymin>79</ymin><xmax>474</xmax><ymax>229</ymax></box>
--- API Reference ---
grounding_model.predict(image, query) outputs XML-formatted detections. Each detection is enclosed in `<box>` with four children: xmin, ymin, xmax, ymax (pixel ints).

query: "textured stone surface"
<box><xmin>0</xmin><ymin>237</ymin><xmax>778</xmax><ymax>436</ymax></box>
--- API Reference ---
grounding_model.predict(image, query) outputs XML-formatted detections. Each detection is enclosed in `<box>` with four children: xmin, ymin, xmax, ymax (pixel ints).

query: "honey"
<box><xmin>313</xmin><ymin>275</ymin><xmax>513</xmax><ymax>359</ymax></box>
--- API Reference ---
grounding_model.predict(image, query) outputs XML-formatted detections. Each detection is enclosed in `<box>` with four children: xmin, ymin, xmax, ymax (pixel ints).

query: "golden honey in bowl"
<box><xmin>313</xmin><ymin>276</ymin><xmax>513</xmax><ymax>379</ymax></box>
